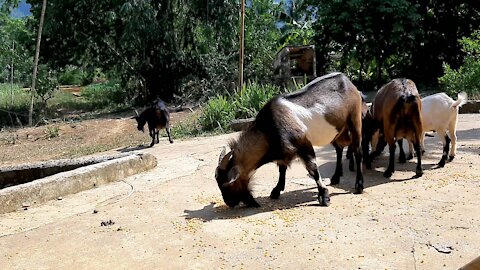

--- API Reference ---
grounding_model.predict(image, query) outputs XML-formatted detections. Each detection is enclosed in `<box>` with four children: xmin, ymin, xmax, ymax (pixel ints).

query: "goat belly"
<box><xmin>278</xmin><ymin>98</ymin><xmax>339</xmax><ymax>146</ymax></box>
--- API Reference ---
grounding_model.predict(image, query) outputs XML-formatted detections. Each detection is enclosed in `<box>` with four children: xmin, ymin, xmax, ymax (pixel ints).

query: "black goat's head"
<box><xmin>132</xmin><ymin>110</ymin><xmax>145</xmax><ymax>132</ymax></box>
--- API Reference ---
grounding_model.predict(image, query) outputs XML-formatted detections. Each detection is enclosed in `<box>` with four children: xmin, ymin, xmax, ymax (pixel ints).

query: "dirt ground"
<box><xmin>0</xmin><ymin>109</ymin><xmax>196</xmax><ymax>167</ymax></box>
<box><xmin>0</xmin><ymin>114</ymin><xmax>479</xmax><ymax>269</ymax></box>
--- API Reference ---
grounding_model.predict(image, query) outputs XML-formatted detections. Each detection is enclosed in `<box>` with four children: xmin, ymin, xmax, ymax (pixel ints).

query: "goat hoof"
<box><xmin>318</xmin><ymin>189</ymin><xmax>330</xmax><ymax>206</ymax></box>
<box><xmin>437</xmin><ymin>159</ymin><xmax>446</xmax><ymax>168</ymax></box>
<box><xmin>330</xmin><ymin>175</ymin><xmax>340</xmax><ymax>185</ymax></box>
<box><xmin>269</xmin><ymin>189</ymin><xmax>280</xmax><ymax>199</ymax></box>
<box><xmin>149</xmin><ymin>143</ymin><xmax>155</xmax><ymax>147</ymax></box>
<box><xmin>448</xmin><ymin>156</ymin><xmax>454</xmax><ymax>162</ymax></box>
<box><xmin>247</xmin><ymin>201</ymin><xmax>261</xmax><ymax>208</ymax></box>
<box><xmin>415</xmin><ymin>168</ymin><xmax>423</xmax><ymax>177</ymax></box>
<box><xmin>354</xmin><ymin>183</ymin><xmax>364</xmax><ymax>194</ymax></box>
<box><xmin>407</xmin><ymin>154</ymin><xmax>414</xmax><ymax>160</ymax></box>
<box><xmin>170</xmin><ymin>140</ymin><xmax>174</xmax><ymax>144</ymax></box>
<box><xmin>383</xmin><ymin>170</ymin><xmax>393</xmax><ymax>178</ymax></box>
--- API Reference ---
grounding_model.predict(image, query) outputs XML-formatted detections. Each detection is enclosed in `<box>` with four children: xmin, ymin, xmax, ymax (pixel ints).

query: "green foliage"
<box><xmin>81</xmin><ymin>81</ymin><xmax>127</xmax><ymax>109</ymax></box>
<box><xmin>199</xmin><ymin>82</ymin><xmax>282</xmax><ymax>132</ymax></box>
<box><xmin>44</xmin><ymin>125</ymin><xmax>59</xmax><ymax>139</ymax></box>
<box><xmin>439</xmin><ymin>31</ymin><xmax>480</xmax><ymax>99</ymax></box>
<box><xmin>199</xmin><ymin>95</ymin><xmax>236</xmax><ymax>132</ymax></box>
<box><xmin>313</xmin><ymin>0</ymin><xmax>422</xmax><ymax>88</ymax></box>
<box><xmin>0</xmin><ymin>14</ymin><xmax>34</xmax><ymax>86</ymax></box>
<box><xmin>234</xmin><ymin>82</ymin><xmax>282</xmax><ymax>119</ymax></box>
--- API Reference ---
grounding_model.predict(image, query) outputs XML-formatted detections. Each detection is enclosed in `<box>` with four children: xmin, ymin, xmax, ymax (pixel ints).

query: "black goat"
<box><xmin>134</xmin><ymin>98</ymin><xmax>173</xmax><ymax>147</ymax></box>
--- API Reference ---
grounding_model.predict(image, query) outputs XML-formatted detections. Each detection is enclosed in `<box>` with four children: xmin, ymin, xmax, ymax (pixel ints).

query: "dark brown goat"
<box><xmin>364</xmin><ymin>78</ymin><xmax>423</xmax><ymax>178</ymax></box>
<box><xmin>215</xmin><ymin>72</ymin><xmax>364</xmax><ymax>208</ymax></box>
<box><xmin>134</xmin><ymin>98</ymin><xmax>173</xmax><ymax>147</ymax></box>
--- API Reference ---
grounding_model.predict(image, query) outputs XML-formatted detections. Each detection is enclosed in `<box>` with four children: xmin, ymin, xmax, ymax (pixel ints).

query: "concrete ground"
<box><xmin>1</xmin><ymin>114</ymin><xmax>479</xmax><ymax>270</ymax></box>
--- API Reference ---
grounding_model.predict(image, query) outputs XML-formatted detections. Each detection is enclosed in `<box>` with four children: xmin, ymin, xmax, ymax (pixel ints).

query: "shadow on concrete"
<box><xmin>117</xmin><ymin>145</ymin><xmax>149</xmax><ymax>153</ymax></box>
<box><xmin>183</xmin><ymin>187</ymin><xmax>350</xmax><ymax>221</ymax></box>
<box><xmin>456</xmin><ymin>128</ymin><xmax>480</xmax><ymax>141</ymax></box>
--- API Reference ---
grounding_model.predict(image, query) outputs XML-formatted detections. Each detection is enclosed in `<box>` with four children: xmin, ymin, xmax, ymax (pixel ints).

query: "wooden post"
<box><xmin>238</xmin><ymin>0</ymin><xmax>245</xmax><ymax>92</ymax></box>
<box><xmin>29</xmin><ymin>0</ymin><xmax>47</xmax><ymax>126</ymax></box>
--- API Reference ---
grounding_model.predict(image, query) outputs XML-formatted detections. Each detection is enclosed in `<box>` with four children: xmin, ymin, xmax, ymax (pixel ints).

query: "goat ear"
<box><xmin>225</xmin><ymin>165</ymin><xmax>241</xmax><ymax>185</ymax></box>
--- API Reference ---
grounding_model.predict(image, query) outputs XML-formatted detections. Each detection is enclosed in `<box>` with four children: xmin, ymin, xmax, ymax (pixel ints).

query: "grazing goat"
<box><xmin>404</xmin><ymin>92</ymin><xmax>467</xmax><ymax>167</ymax></box>
<box><xmin>215</xmin><ymin>72</ymin><xmax>364</xmax><ymax>208</ymax></box>
<box><xmin>364</xmin><ymin>78</ymin><xmax>423</xmax><ymax>178</ymax></box>
<box><xmin>134</xmin><ymin>98</ymin><xmax>173</xmax><ymax>147</ymax></box>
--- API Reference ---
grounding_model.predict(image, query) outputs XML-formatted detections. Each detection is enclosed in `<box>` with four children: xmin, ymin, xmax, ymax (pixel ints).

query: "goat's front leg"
<box><xmin>298</xmin><ymin>144</ymin><xmax>330</xmax><ymax>206</ymax></box>
<box><xmin>155</xmin><ymin>129</ymin><xmax>160</xmax><ymax>144</ymax></box>
<box><xmin>149</xmin><ymin>128</ymin><xmax>155</xmax><ymax>147</ymax></box>
<box><xmin>270</xmin><ymin>164</ymin><xmax>287</xmax><ymax>199</ymax></box>
<box><xmin>330</xmin><ymin>143</ymin><xmax>343</xmax><ymax>185</ymax></box>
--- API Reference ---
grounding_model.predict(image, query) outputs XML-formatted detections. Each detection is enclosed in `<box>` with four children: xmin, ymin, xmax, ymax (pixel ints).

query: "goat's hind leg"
<box><xmin>270</xmin><ymin>164</ymin><xmax>287</xmax><ymax>199</ymax></box>
<box><xmin>155</xmin><ymin>129</ymin><xmax>160</xmax><ymax>144</ymax></box>
<box><xmin>437</xmin><ymin>131</ymin><xmax>450</xmax><ymax>167</ymax></box>
<box><xmin>330</xmin><ymin>143</ymin><xmax>344</xmax><ymax>185</ymax></box>
<box><xmin>398</xmin><ymin>139</ymin><xmax>407</xmax><ymax>163</ymax></box>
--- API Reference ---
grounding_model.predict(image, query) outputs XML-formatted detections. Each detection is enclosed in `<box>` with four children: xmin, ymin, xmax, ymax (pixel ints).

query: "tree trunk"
<box><xmin>29</xmin><ymin>0</ymin><xmax>47</xmax><ymax>126</ymax></box>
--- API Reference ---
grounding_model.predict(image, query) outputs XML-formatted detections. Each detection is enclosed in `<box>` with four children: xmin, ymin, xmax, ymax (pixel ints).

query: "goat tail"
<box><xmin>452</xmin><ymin>91</ymin><xmax>468</xmax><ymax>108</ymax></box>
<box><xmin>405</xmin><ymin>94</ymin><xmax>418</xmax><ymax>103</ymax></box>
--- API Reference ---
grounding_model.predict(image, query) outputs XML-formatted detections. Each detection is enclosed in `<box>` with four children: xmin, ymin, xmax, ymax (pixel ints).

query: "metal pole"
<box><xmin>11</xmin><ymin>40</ymin><xmax>14</xmax><ymax>106</ymax></box>
<box><xmin>238</xmin><ymin>0</ymin><xmax>245</xmax><ymax>92</ymax></box>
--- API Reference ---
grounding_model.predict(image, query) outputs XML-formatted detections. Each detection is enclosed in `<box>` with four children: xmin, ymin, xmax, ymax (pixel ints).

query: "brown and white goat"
<box><xmin>215</xmin><ymin>72</ymin><xmax>364</xmax><ymax>207</ymax></box>
<box><xmin>364</xmin><ymin>78</ymin><xmax>423</xmax><ymax>178</ymax></box>
<box><xmin>134</xmin><ymin>98</ymin><xmax>173</xmax><ymax>147</ymax></box>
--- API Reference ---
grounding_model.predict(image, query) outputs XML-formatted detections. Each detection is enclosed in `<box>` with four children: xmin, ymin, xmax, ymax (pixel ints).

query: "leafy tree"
<box><xmin>410</xmin><ymin>1</ymin><xmax>480</xmax><ymax>85</ymax></box>
<box><xmin>313</xmin><ymin>0</ymin><xmax>422</xmax><ymax>89</ymax></box>
<box><xmin>439</xmin><ymin>30</ymin><xmax>480</xmax><ymax>98</ymax></box>
<box><xmin>277</xmin><ymin>0</ymin><xmax>315</xmax><ymax>47</ymax></box>
<box><xmin>0</xmin><ymin>4</ymin><xmax>33</xmax><ymax>85</ymax></box>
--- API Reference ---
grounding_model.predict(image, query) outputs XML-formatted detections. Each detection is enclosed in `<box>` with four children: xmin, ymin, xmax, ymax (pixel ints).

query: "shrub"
<box><xmin>199</xmin><ymin>95</ymin><xmax>236</xmax><ymax>132</ymax></box>
<box><xmin>439</xmin><ymin>31</ymin><xmax>480</xmax><ymax>99</ymax></box>
<box><xmin>58</xmin><ymin>67</ymin><xmax>85</xmax><ymax>85</ymax></box>
<box><xmin>199</xmin><ymin>82</ymin><xmax>284</xmax><ymax>132</ymax></box>
<box><xmin>82</xmin><ymin>81</ymin><xmax>126</xmax><ymax>108</ymax></box>
<box><xmin>234</xmin><ymin>82</ymin><xmax>282</xmax><ymax>119</ymax></box>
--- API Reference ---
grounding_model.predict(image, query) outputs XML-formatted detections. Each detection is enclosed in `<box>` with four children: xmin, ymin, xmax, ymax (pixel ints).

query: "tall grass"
<box><xmin>199</xmin><ymin>82</ymin><xmax>283</xmax><ymax>132</ymax></box>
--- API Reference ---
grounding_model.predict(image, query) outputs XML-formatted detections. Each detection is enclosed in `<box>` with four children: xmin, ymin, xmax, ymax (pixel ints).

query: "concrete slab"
<box><xmin>0</xmin><ymin>153</ymin><xmax>156</xmax><ymax>214</ymax></box>
<box><xmin>0</xmin><ymin>114</ymin><xmax>479</xmax><ymax>270</ymax></box>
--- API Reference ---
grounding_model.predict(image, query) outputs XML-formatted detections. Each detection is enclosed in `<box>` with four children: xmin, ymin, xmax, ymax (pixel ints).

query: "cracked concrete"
<box><xmin>0</xmin><ymin>114</ymin><xmax>479</xmax><ymax>269</ymax></box>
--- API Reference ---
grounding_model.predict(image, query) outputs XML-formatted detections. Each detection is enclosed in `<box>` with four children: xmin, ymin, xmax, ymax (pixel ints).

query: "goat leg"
<box><xmin>330</xmin><ymin>143</ymin><xmax>343</xmax><ymax>185</ymax></box>
<box><xmin>438</xmin><ymin>135</ymin><xmax>451</xmax><ymax>167</ymax></box>
<box><xmin>270</xmin><ymin>165</ymin><xmax>287</xmax><ymax>199</ymax></box>
<box><xmin>384</xmin><ymin>143</ymin><xmax>396</xmax><ymax>178</ymax></box>
<box><xmin>414</xmin><ymin>142</ymin><xmax>423</xmax><ymax>176</ymax></box>
<box><xmin>398</xmin><ymin>139</ymin><xmax>407</xmax><ymax>163</ymax></box>
<box><xmin>166</xmin><ymin>127</ymin><xmax>174</xmax><ymax>143</ymax></box>
<box><xmin>243</xmin><ymin>192</ymin><xmax>260</xmax><ymax>208</ymax></box>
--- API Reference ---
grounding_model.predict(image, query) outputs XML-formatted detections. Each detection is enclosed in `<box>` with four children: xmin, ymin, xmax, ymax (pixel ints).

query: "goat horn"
<box><xmin>134</xmin><ymin>109</ymin><xmax>139</xmax><ymax>116</ymax></box>
<box><xmin>218</xmin><ymin>149</ymin><xmax>232</xmax><ymax>170</ymax></box>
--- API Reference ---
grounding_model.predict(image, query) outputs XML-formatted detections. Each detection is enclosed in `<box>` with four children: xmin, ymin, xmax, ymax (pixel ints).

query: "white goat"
<box><xmin>407</xmin><ymin>92</ymin><xmax>467</xmax><ymax>167</ymax></box>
